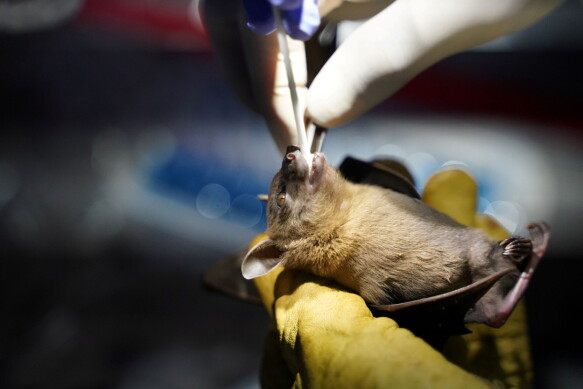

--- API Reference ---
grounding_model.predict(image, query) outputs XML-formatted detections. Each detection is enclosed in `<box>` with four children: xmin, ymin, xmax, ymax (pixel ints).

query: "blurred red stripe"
<box><xmin>78</xmin><ymin>0</ymin><xmax>209</xmax><ymax>49</ymax></box>
<box><xmin>76</xmin><ymin>1</ymin><xmax>582</xmax><ymax>135</ymax></box>
<box><xmin>391</xmin><ymin>69</ymin><xmax>583</xmax><ymax>135</ymax></box>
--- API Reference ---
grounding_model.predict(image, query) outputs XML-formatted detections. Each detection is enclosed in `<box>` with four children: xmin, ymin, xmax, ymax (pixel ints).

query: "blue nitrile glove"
<box><xmin>243</xmin><ymin>0</ymin><xmax>320</xmax><ymax>40</ymax></box>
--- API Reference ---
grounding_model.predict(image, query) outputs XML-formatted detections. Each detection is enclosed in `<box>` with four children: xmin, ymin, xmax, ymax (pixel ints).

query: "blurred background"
<box><xmin>0</xmin><ymin>0</ymin><xmax>582</xmax><ymax>388</ymax></box>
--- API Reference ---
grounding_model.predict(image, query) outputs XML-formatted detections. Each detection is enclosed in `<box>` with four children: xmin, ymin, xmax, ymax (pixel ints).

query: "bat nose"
<box><xmin>286</xmin><ymin>145</ymin><xmax>302</xmax><ymax>163</ymax></box>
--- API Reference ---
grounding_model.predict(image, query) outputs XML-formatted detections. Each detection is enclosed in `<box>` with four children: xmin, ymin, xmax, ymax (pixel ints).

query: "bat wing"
<box><xmin>204</xmin><ymin>251</ymin><xmax>516</xmax><ymax>348</ymax></box>
<box><xmin>339</xmin><ymin>157</ymin><xmax>420</xmax><ymax>199</ymax></box>
<box><xmin>370</xmin><ymin>268</ymin><xmax>514</xmax><ymax>348</ymax></box>
<box><xmin>465</xmin><ymin>221</ymin><xmax>551</xmax><ymax>328</ymax></box>
<box><xmin>203</xmin><ymin>251</ymin><xmax>262</xmax><ymax>305</ymax></box>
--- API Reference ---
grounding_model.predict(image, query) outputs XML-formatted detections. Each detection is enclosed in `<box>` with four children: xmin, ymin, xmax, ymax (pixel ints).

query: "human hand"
<box><xmin>201</xmin><ymin>0</ymin><xmax>563</xmax><ymax>154</ymax></box>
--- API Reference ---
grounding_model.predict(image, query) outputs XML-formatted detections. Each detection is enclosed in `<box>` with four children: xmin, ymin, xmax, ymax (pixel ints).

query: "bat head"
<box><xmin>266</xmin><ymin>146</ymin><xmax>331</xmax><ymax>234</ymax></box>
<box><xmin>241</xmin><ymin>146</ymin><xmax>335</xmax><ymax>279</ymax></box>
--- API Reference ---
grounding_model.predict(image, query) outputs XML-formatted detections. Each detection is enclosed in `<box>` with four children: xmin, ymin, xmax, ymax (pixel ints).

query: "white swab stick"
<box><xmin>272</xmin><ymin>6</ymin><xmax>311</xmax><ymax>160</ymax></box>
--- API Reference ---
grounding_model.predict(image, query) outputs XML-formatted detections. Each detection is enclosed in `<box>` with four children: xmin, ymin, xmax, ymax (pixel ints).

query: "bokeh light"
<box><xmin>196</xmin><ymin>183</ymin><xmax>231</xmax><ymax>219</ymax></box>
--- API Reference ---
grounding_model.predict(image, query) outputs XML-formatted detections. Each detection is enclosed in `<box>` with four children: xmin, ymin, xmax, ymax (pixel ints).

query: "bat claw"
<box><xmin>500</xmin><ymin>237</ymin><xmax>533</xmax><ymax>269</ymax></box>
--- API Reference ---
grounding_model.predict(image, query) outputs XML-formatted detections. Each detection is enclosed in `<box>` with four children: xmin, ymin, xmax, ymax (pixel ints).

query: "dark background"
<box><xmin>1</xmin><ymin>0</ymin><xmax>582</xmax><ymax>388</ymax></box>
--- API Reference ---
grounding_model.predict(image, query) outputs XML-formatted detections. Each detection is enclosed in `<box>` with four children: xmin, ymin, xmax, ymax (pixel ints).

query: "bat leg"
<box><xmin>482</xmin><ymin>222</ymin><xmax>551</xmax><ymax>328</ymax></box>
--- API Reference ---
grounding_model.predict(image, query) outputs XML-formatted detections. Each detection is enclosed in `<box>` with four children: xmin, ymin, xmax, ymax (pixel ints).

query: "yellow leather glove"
<box><xmin>252</xmin><ymin>169</ymin><xmax>532</xmax><ymax>388</ymax></box>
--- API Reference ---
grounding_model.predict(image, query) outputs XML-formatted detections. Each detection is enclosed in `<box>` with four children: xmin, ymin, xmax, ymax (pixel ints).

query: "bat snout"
<box><xmin>286</xmin><ymin>145</ymin><xmax>301</xmax><ymax>155</ymax></box>
<box><xmin>282</xmin><ymin>145</ymin><xmax>309</xmax><ymax>180</ymax></box>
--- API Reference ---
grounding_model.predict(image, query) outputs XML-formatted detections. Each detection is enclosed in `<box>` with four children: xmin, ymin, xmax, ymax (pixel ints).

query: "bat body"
<box><xmin>242</xmin><ymin>146</ymin><xmax>549</xmax><ymax>327</ymax></box>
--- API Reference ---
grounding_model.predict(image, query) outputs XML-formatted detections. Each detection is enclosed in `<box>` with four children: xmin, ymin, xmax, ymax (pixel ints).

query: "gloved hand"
<box><xmin>201</xmin><ymin>0</ymin><xmax>562</xmax><ymax>153</ymax></box>
<box><xmin>243</xmin><ymin>0</ymin><xmax>321</xmax><ymax>40</ymax></box>
<box><xmin>250</xmin><ymin>169</ymin><xmax>533</xmax><ymax>388</ymax></box>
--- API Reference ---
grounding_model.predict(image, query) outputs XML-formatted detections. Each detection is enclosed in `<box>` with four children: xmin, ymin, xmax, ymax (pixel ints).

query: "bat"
<box><xmin>241</xmin><ymin>146</ymin><xmax>550</xmax><ymax>329</ymax></box>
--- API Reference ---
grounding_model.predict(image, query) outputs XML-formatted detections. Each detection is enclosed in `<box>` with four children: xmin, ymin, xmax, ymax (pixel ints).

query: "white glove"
<box><xmin>202</xmin><ymin>0</ymin><xmax>563</xmax><ymax>153</ymax></box>
<box><xmin>203</xmin><ymin>0</ymin><xmax>309</xmax><ymax>153</ymax></box>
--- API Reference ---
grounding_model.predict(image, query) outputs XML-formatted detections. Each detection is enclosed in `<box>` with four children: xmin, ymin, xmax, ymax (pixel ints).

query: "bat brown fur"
<box><xmin>243</xmin><ymin>148</ymin><xmax>531</xmax><ymax>322</ymax></box>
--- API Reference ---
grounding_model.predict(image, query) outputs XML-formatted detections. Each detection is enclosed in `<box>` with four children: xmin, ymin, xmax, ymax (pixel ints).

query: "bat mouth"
<box><xmin>309</xmin><ymin>153</ymin><xmax>326</xmax><ymax>187</ymax></box>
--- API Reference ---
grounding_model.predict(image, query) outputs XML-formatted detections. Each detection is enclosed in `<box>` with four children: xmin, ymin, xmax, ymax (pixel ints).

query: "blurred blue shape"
<box><xmin>229</xmin><ymin>194</ymin><xmax>263</xmax><ymax>228</ymax></box>
<box><xmin>196</xmin><ymin>184</ymin><xmax>231</xmax><ymax>219</ymax></box>
<box><xmin>243</xmin><ymin>0</ymin><xmax>320</xmax><ymax>41</ymax></box>
<box><xmin>146</xmin><ymin>146</ymin><xmax>268</xmax><ymax>231</ymax></box>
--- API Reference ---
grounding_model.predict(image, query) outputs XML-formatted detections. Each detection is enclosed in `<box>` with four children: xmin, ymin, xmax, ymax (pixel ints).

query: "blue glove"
<box><xmin>243</xmin><ymin>0</ymin><xmax>320</xmax><ymax>40</ymax></box>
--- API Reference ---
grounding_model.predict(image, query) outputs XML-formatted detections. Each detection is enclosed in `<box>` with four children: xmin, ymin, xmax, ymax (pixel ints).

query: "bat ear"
<box><xmin>241</xmin><ymin>238</ymin><xmax>284</xmax><ymax>279</ymax></box>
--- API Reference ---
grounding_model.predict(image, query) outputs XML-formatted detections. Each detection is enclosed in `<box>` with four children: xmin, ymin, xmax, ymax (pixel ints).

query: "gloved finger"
<box><xmin>202</xmin><ymin>0</ymin><xmax>307</xmax><ymax>154</ymax></box>
<box><xmin>201</xmin><ymin>0</ymin><xmax>259</xmax><ymax>113</ymax></box>
<box><xmin>240</xmin><ymin>17</ymin><xmax>308</xmax><ymax>154</ymax></box>
<box><xmin>244</xmin><ymin>0</ymin><xmax>321</xmax><ymax>41</ymax></box>
<box><xmin>307</xmin><ymin>0</ymin><xmax>563</xmax><ymax>128</ymax></box>
<box><xmin>322</xmin><ymin>0</ymin><xmax>395</xmax><ymax>22</ymax></box>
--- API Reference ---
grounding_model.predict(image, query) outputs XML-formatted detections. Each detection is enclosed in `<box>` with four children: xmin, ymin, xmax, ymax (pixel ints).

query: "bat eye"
<box><xmin>276</xmin><ymin>192</ymin><xmax>286</xmax><ymax>207</ymax></box>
